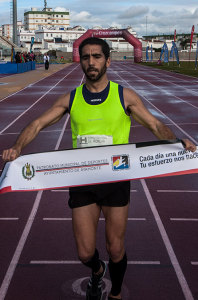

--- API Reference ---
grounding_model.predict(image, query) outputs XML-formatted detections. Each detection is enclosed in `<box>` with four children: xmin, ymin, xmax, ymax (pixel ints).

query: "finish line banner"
<box><xmin>0</xmin><ymin>140</ymin><xmax>198</xmax><ymax>194</ymax></box>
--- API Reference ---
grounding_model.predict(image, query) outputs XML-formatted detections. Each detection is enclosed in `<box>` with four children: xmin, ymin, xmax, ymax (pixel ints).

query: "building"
<box><xmin>18</xmin><ymin>25</ymin><xmax>86</xmax><ymax>52</ymax></box>
<box><xmin>24</xmin><ymin>7</ymin><xmax>70</xmax><ymax>31</ymax></box>
<box><xmin>1</xmin><ymin>21</ymin><xmax>23</xmax><ymax>40</ymax></box>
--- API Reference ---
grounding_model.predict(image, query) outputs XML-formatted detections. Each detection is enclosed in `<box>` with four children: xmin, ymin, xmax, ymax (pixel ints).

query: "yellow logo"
<box><xmin>22</xmin><ymin>163</ymin><xmax>35</xmax><ymax>180</ymax></box>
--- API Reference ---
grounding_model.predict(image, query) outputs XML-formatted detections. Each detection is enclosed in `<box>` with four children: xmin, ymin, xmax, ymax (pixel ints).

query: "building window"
<box><xmin>56</xmin><ymin>15</ymin><xmax>58</xmax><ymax>17</ymax></box>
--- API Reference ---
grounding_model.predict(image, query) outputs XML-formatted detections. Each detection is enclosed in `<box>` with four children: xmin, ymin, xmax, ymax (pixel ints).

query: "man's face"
<box><xmin>80</xmin><ymin>44</ymin><xmax>110</xmax><ymax>82</ymax></box>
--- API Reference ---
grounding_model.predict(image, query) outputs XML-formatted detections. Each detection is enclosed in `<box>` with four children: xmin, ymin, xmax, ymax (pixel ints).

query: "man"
<box><xmin>2</xmin><ymin>37</ymin><xmax>196</xmax><ymax>300</ymax></box>
<box><xmin>44</xmin><ymin>53</ymin><xmax>50</xmax><ymax>70</ymax></box>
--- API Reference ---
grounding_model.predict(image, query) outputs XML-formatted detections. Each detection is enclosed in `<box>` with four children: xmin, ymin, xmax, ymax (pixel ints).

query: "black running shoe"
<box><xmin>86</xmin><ymin>260</ymin><xmax>107</xmax><ymax>300</ymax></box>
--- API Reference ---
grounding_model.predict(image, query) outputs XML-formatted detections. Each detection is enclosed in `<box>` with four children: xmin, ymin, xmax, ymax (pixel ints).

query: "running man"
<box><xmin>2</xmin><ymin>37</ymin><xmax>196</xmax><ymax>300</ymax></box>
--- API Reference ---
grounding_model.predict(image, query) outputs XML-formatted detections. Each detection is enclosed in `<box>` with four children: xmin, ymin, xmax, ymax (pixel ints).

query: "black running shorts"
<box><xmin>68</xmin><ymin>181</ymin><xmax>130</xmax><ymax>208</ymax></box>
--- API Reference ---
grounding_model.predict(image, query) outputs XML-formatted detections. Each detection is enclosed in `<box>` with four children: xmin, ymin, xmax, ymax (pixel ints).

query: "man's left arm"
<box><xmin>124</xmin><ymin>88</ymin><xmax>196</xmax><ymax>152</ymax></box>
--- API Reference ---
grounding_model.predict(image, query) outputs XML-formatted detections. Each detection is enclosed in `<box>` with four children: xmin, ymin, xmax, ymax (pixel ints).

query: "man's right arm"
<box><xmin>2</xmin><ymin>93</ymin><xmax>70</xmax><ymax>161</ymax></box>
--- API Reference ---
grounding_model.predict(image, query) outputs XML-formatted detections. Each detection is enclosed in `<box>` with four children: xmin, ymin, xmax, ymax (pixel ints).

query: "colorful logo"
<box><xmin>22</xmin><ymin>163</ymin><xmax>35</xmax><ymax>180</ymax></box>
<box><xmin>112</xmin><ymin>155</ymin><xmax>130</xmax><ymax>171</ymax></box>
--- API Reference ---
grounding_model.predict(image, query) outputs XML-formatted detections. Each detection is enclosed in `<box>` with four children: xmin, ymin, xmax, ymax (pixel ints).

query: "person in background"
<box><xmin>44</xmin><ymin>53</ymin><xmax>50</xmax><ymax>70</ymax></box>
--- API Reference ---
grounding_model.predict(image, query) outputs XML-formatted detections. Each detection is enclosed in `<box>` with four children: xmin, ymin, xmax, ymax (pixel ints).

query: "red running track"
<box><xmin>0</xmin><ymin>62</ymin><xmax>198</xmax><ymax>300</ymax></box>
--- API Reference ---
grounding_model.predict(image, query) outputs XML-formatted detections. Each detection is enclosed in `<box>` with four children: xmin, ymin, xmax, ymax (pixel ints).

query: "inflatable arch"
<box><xmin>73</xmin><ymin>29</ymin><xmax>142</xmax><ymax>63</ymax></box>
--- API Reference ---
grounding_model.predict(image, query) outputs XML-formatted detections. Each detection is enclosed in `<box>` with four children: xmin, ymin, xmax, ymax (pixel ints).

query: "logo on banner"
<box><xmin>112</xmin><ymin>155</ymin><xmax>130</xmax><ymax>170</ymax></box>
<box><xmin>22</xmin><ymin>163</ymin><xmax>35</xmax><ymax>180</ymax></box>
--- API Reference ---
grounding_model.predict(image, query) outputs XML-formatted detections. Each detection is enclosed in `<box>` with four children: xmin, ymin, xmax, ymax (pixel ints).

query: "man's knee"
<box><xmin>78</xmin><ymin>248</ymin><xmax>95</xmax><ymax>264</ymax></box>
<box><xmin>106</xmin><ymin>240</ymin><xmax>125</xmax><ymax>262</ymax></box>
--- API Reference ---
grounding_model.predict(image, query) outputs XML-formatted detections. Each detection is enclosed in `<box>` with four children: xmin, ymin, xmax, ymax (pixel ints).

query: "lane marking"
<box><xmin>0</xmin><ymin>218</ymin><xmax>19</xmax><ymax>221</ymax></box>
<box><xmin>30</xmin><ymin>260</ymin><xmax>160</xmax><ymax>265</ymax></box>
<box><xmin>157</xmin><ymin>190</ymin><xmax>198</xmax><ymax>193</ymax></box>
<box><xmin>191</xmin><ymin>262</ymin><xmax>198</xmax><ymax>265</ymax></box>
<box><xmin>0</xmin><ymin>64</ymin><xmax>80</xmax><ymax>135</ymax></box>
<box><xmin>141</xmin><ymin>179</ymin><xmax>194</xmax><ymax>300</ymax></box>
<box><xmin>0</xmin><ymin>72</ymin><xmax>85</xmax><ymax>300</ymax></box>
<box><xmin>170</xmin><ymin>218</ymin><xmax>198</xmax><ymax>222</ymax></box>
<box><xmin>1</xmin><ymin>122</ymin><xmax>198</xmax><ymax>136</ymax></box>
<box><xmin>42</xmin><ymin>217</ymin><xmax>146</xmax><ymax>221</ymax></box>
<box><xmin>0</xmin><ymin>102</ymin><xmax>73</xmax><ymax>300</ymax></box>
<box><xmin>115</xmin><ymin>71</ymin><xmax>198</xmax><ymax>145</ymax></box>
<box><xmin>121</xmin><ymin>64</ymin><xmax>198</xmax><ymax>109</ymax></box>
<box><xmin>0</xmin><ymin>65</ymin><xmax>76</xmax><ymax>103</ymax></box>
<box><xmin>50</xmin><ymin>189</ymin><xmax>137</xmax><ymax>192</ymax></box>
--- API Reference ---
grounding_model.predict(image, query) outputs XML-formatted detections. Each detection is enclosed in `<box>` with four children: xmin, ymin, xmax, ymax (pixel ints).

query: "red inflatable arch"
<box><xmin>73</xmin><ymin>29</ymin><xmax>142</xmax><ymax>63</ymax></box>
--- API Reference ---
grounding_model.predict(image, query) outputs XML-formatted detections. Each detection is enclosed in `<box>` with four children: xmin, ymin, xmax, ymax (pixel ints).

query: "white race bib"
<box><xmin>77</xmin><ymin>135</ymin><xmax>113</xmax><ymax>148</ymax></box>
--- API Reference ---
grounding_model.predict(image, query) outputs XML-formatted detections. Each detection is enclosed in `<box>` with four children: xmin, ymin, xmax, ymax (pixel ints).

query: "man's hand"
<box><xmin>2</xmin><ymin>147</ymin><xmax>21</xmax><ymax>162</ymax></box>
<box><xmin>182</xmin><ymin>139</ymin><xmax>197</xmax><ymax>152</ymax></box>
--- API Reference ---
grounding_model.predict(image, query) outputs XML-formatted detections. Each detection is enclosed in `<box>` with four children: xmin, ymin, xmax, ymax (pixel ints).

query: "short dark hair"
<box><xmin>79</xmin><ymin>37</ymin><xmax>110</xmax><ymax>60</ymax></box>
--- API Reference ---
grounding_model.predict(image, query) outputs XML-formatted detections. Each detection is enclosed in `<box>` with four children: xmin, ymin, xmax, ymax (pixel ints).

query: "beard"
<box><xmin>82</xmin><ymin>63</ymin><xmax>107</xmax><ymax>82</ymax></box>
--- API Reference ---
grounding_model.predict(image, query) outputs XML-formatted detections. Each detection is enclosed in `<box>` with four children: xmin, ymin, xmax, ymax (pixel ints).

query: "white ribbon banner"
<box><xmin>0</xmin><ymin>140</ymin><xmax>198</xmax><ymax>194</ymax></box>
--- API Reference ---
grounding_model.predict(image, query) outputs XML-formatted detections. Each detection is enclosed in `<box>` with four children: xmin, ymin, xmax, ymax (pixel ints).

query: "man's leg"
<box><xmin>102</xmin><ymin>204</ymin><xmax>129</xmax><ymax>300</ymax></box>
<box><xmin>72</xmin><ymin>203</ymin><xmax>101</xmax><ymax>263</ymax></box>
<box><xmin>72</xmin><ymin>203</ymin><xmax>106</xmax><ymax>299</ymax></box>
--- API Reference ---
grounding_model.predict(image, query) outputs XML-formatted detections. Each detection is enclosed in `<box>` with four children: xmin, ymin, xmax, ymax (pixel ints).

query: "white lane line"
<box><xmin>0</xmin><ymin>105</ymin><xmax>73</xmax><ymax>300</ymax></box>
<box><xmin>0</xmin><ymin>218</ymin><xmax>19</xmax><ymax>221</ymax></box>
<box><xmin>116</xmin><ymin>71</ymin><xmax>198</xmax><ymax>145</ymax></box>
<box><xmin>140</xmin><ymin>66</ymin><xmax>198</xmax><ymax>97</ymax></box>
<box><xmin>1</xmin><ymin>122</ymin><xmax>198</xmax><ymax>136</ymax></box>
<box><xmin>157</xmin><ymin>190</ymin><xmax>198</xmax><ymax>193</ymax></box>
<box><xmin>0</xmin><ymin>72</ymin><xmax>85</xmax><ymax>300</ymax></box>
<box><xmin>0</xmin><ymin>64</ymin><xmax>79</xmax><ymax>135</ymax></box>
<box><xmin>50</xmin><ymin>189</ymin><xmax>138</xmax><ymax>192</ymax></box>
<box><xmin>0</xmin><ymin>129</ymin><xmax>63</xmax><ymax>135</ymax></box>
<box><xmin>30</xmin><ymin>260</ymin><xmax>160</xmax><ymax>265</ymax></box>
<box><xmin>191</xmin><ymin>262</ymin><xmax>198</xmax><ymax>265</ymax></box>
<box><xmin>0</xmin><ymin>191</ymin><xmax>43</xmax><ymax>300</ymax></box>
<box><xmin>42</xmin><ymin>217</ymin><xmax>146</xmax><ymax>221</ymax></box>
<box><xmin>0</xmin><ymin>65</ymin><xmax>73</xmax><ymax>103</ymax></box>
<box><xmin>120</xmin><ymin>64</ymin><xmax>198</xmax><ymax>109</ymax></box>
<box><xmin>170</xmin><ymin>218</ymin><xmax>198</xmax><ymax>222</ymax></box>
<box><xmin>141</xmin><ymin>179</ymin><xmax>194</xmax><ymax>300</ymax></box>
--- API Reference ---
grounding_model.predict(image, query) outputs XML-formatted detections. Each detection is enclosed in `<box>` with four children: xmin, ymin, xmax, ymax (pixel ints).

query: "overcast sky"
<box><xmin>0</xmin><ymin>0</ymin><xmax>198</xmax><ymax>36</ymax></box>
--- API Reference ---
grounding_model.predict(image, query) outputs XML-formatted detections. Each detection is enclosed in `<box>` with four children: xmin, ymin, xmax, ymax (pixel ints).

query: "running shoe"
<box><xmin>86</xmin><ymin>260</ymin><xmax>107</xmax><ymax>300</ymax></box>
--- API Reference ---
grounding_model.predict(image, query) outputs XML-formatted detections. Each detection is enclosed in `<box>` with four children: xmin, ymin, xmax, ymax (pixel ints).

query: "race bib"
<box><xmin>77</xmin><ymin>135</ymin><xmax>113</xmax><ymax>148</ymax></box>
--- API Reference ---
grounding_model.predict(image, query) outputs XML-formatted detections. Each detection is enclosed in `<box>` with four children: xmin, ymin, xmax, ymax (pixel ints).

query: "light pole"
<box><xmin>146</xmin><ymin>16</ymin><xmax>148</xmax><ymax>39</ymax></box>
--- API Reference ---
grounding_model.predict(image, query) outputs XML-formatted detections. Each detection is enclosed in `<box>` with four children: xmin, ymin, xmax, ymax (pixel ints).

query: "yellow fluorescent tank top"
<box><xmin>70</xmin><ymin>81</ymin><xmax>131</xmax><ymax>148</ymax></box>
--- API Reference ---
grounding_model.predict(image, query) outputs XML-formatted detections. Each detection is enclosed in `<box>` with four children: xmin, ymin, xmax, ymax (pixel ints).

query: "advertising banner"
<box><xmin>0</xmin><ymin>141</ymin><xmax>198</xmax><ymax>194</ymax></box>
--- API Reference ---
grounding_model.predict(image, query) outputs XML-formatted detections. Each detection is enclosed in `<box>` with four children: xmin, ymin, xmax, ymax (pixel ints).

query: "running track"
<box><xmin>0</xmin><ymin>62</ymin><xmax>198</xmax><ymax>300</ymax></box>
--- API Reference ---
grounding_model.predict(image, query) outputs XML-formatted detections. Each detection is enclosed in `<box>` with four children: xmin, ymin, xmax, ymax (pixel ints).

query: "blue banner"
<box><xmin>150</xmin><ymin>45</ymin><xmax>153</xmax><ymax>61</ymax></box>
<box><xmin>170</xmin><ymin>43</ymin><xmax>174</xmax><ymax>59</ymax></box>
<box><xmin>164</xmin><ymin>43</ymin><xmax>169</xmax><ymax>63</ymax></box>
<box><xmin>160</xmin><ymin>43</ymin><xmax>168</xmax><ymax>63</ymax></box>
<box><xmin>30</xmin><ymin>37</ymin><xmax>35</xmax><ymax>52</ymax></box>
<box><xmin>160</xmin><ymin>46</ymin><xmax>164</xmax><ymax>61</ymax></box>
<box><xmin>146</xmin><ymin>46</ymin><xmax>149</xmax><ymax>61</ymax></box>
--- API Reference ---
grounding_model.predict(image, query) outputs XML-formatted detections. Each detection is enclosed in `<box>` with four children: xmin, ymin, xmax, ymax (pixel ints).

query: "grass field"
<box><xmin>141</xmin><ymin>61</ymin><xmax>198</xmax><ymax>78</ymax></box>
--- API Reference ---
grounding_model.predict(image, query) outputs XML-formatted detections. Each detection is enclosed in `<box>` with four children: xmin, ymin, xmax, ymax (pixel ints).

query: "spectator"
<box><xmin>44</xmin><ymin>53</ymin><xmax>50</xmax><ymax>70</ymax></box>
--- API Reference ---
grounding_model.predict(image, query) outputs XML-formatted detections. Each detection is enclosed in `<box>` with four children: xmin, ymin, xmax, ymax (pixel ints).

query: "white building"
<box><xmin>17</xmin><ymin>25</ymin><xmax>139</xmax><ymax>53</ymax></box>
<box><xmin>17</xmin><ymin>25</ymin><xmax>86</xmax><ymax>52</ymax></box>
<box><xmin>1</xmin><ymin>21</ymin><xmax>23</xmax><ymax>41</ymax></box>
<box><xmin>24</xmin><ymin>7</ymin><xmax>70</xmax><ymax>31</ymax></box>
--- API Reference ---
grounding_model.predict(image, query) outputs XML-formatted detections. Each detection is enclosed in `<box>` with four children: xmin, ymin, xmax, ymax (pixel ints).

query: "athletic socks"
<box><xmin>108</xmin><ymin>252</ymin><xmax>127</xmax><ymax>296</ymax></box>
<box><xmin>82</xmin><ymin>248</ymin><xmax>102</xmax><ymax>273</ymax></box>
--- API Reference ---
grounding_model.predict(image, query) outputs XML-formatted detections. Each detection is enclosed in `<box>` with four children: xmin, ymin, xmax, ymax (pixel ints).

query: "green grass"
<box><xmin>140</xmin><ymin>61</ymin><xmax>198</xmax><ymax>78</ymax></box>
